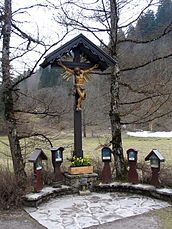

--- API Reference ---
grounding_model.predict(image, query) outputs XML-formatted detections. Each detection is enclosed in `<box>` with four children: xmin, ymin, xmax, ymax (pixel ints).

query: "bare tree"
<box><xmin>1</xmin><ymin>0</ymin><xmax>27</xmax><ymax>185</ymax></box>
<box><xmin>49</xmin><ymin>0</ymin><xmax>172</xmax><ymax>179</ymax></box>
<box><xmin>1</xmin><ymin>0</ymin><xmax>70</xmax><ymax>185</ymax></box>
<box><xmin>1</xmin><ymin>0</ymin><xmax>172</xmax><ymax>183</ymax></box>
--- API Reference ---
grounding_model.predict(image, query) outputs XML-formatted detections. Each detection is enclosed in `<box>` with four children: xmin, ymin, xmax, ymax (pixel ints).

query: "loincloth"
<box><xmin>74</xmin><ymin>85</ymin><xmax>86</xmax><ymax>99</ymax></box>
<box><xmin>75</xmin><ymin>85</ymin><xmax>85</xmax><ymax>91</ymax></box>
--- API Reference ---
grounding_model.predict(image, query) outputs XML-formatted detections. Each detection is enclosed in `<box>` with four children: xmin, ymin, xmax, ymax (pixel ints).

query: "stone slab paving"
<box><xmin>25</xmin><ymin>192</ymin><xmax>170</xmax><ymax>229</ymax></box>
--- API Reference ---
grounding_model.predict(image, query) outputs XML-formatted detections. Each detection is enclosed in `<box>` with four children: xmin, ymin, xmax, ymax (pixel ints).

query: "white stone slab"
<box><xmin>133</xmin><ymin>184</ymin><xmax>155</xmax><ymax>190</ymax></box>
<box><xmin>24</xmin><ymin>185</ymin><xmax>69</xmax><ymax>200</ymax></box>
<box><xmin>156</xmin><ymin>188</ymin><xmax>172</xmax><ymax>194</ymax></box>
<box><xmin>25</xmin><ymin>192</ymin><xmax>170</xmax><ymax>229</ymax></box>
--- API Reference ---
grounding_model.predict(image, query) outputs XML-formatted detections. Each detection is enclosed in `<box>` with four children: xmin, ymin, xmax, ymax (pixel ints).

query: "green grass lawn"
<box><xmin>122</xmin><ymin>136</ymin><xmax>172</xmax><ymax>165</ymax></box>
<box><xmin>0</xmin><ymin>134</ymin><xmax>171</xmax><ymax>167</ymax></box>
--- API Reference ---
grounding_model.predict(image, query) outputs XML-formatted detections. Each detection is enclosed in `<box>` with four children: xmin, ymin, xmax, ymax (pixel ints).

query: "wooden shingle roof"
<box><xmin>29</xmin><ymin>148</ymin><xmax>48</xmax><ymax>162</ymax></box>
<box><xmin>40</xmin><ymin>34</ymin><xmax>116</xmax><ymax>71</ymax></box>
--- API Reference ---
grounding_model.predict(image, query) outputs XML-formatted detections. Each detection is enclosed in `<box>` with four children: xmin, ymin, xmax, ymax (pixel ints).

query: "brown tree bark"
<box><xmin>109</xmin><ymin>0</ymin><xmax>127</xmax><ymax>179</ymax></box>
<box><xmin>2</xmin><ymin>0</ymin><xmax>27</xmax><ymax>186</ymax></box>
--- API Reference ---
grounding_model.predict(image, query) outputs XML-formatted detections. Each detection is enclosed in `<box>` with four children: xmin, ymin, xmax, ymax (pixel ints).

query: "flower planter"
<box><xmin>68</xmin><ymin>166</ymin><xmax>93</xmax><ymax>175</ymax></box>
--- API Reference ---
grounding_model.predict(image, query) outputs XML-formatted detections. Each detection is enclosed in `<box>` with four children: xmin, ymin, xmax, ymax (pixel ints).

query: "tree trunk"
<box><xmin>2</xmin><ymin>0</ymin><xmax>27</xmax><ymax>186</ymax></box>
<box><xmin>109</xmin><ymin>67</ymin><xmax>127</xmax><ymax>179</ymax></box>
<box><xmin>109</xmin><ymin>0</ymin><xmax>127</xmax><ymax>179</ymax></box>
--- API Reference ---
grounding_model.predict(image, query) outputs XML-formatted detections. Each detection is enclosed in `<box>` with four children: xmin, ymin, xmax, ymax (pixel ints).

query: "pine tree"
<box><xmin>156</xmin><ymin>0</ymin><xmax>172</xmax><ymax>31</ymax></box>
<box><xmin>127</xmin><ymin>25</ymin><xmax>136</xmax><ymax>39</ymax></box>
<box><xmin>135</xmin><ymin>10</ymin><xmax>156</xmax><ymax>39</ymax></box>
<box><xmin>38</xmin><ymin>67</ymin><xmax>63</xmax><ymax>88</ymax></box>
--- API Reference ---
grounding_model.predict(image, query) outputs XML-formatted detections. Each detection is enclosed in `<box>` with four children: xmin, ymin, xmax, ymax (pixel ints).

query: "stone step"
<box><xmin>22</xmin><ymin>185</ymin><xmax>74</xmax><ymax>207</ymax></box>
<box><xmin>93</xmin><ymin>182</ymin><xmax>172</xmax><ymax>202</ymax></box>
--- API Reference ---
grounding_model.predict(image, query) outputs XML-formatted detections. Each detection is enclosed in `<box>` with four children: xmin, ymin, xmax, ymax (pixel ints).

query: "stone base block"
<box><xmin>64</xmin><ymin>172</ymin><xmax>98</xmax><ymax>191</ymax></box>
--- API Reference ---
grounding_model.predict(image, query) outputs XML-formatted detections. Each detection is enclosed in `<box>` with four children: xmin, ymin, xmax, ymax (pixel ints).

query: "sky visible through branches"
<box><xmin>1</xmin><ymin>0</ymin><xmax>159</xmax><ymax>76</ymax></box>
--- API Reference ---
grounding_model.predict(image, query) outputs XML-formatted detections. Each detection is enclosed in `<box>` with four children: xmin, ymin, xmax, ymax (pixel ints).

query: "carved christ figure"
<box><xmin>58</xmin><ymin>61</ymin><xmax>99</xmax><ymax>110</ymax></box>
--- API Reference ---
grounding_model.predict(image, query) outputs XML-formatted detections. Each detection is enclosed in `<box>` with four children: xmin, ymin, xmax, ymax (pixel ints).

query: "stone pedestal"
<box><xmin>64</xmin><ymin>172</ymin><xmax>98</xmax><ymax>192</ymax></box>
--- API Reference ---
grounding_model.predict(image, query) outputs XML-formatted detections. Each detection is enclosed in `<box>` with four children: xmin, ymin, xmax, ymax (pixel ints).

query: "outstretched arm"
<box><xmin>83</xmin><ymin>64</ymin><xmax>99</xmax><ymax>73</ymax></box>
<box><xmin>57</xmin><ymin>61</ymin><xmax>74</xmax><ymax>74</ymax></box>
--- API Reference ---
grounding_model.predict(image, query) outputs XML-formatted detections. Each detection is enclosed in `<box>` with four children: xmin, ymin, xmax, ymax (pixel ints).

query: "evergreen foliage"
<box><xmin>127</xmin><ymin>25</ymin><xmax>136</xmax><ymax>38</ymax></box>
<box><xmin>38</xmin><ymin>66</ymin><xmax>64</xmax><ymax>89</ymax></box>
<box><xmin>156</xmin><ymin>0</ymin><xmax>172</xmax><ymax>30</ymax></box>
<box><xmin>135</xmin><ymin>10</ymin><xmax>156</xmax><ymax>39</ymax></box>
<box><xmin>127</xmin><ymin>0</ymin><xmax>172</xmax><ymax>39</ymax></box>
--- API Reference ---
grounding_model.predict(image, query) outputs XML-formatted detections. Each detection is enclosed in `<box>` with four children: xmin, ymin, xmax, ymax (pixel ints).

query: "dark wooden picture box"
<box><xmin>28</xmin><ymin>148</ymin><xmax>48</xmax><ymax>192</ymax></box>
<box><xmin>51</xmin><ymin>147</ymin><xmax>64</xmax><ymax>164</ymax></box>
<box><xmin>145</xmin><ymin>149</ymin><xmax>165</xmax><ymax>169</ymax></box>
<box><xmin>127</xmin><ymin>148</ymin><xmax>138</xmax><ymax>162</ymax></box>
<box><xmin>145</xmin><ymin>149</ymin><xmax>165</xmax><ymax>186</ymax></box>
<box><xmin>102</xmin><ymin>147</ymin><xmax>112</xmax><ymax>162</ymax></box>
<box><xmin>29</xmin><ymin>148</ymin><xmax>48</xmax><ymax>170</ymax></box>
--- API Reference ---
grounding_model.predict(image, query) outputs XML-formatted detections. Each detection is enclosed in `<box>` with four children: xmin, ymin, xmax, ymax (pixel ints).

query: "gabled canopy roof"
<box><xmin>145</xmin><ymin>149</ymin><xmax>165</xmax><ymax>162</ymax></box>
<box><xmin>29</xmin><ymin>148</ymin><xmax>48</xmax><ymax>162</ymax></box>
<box><xmin>40</xmin><ymin>34</ymin><xmax>116</xmax><ymax>71</ymax></box>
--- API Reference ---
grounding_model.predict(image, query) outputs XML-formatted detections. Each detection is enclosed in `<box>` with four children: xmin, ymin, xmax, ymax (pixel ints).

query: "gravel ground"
<box><xmin>0</xmin><ymin>209</ymin><xmax>46</xmax><ymax>229</ymax></box>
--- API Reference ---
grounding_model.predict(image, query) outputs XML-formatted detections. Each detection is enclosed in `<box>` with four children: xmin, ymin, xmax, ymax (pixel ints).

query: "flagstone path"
<box><xmin>25</xmin><ymin>192</ymin><xmax>170</xmax><ymax>229</ymax></box>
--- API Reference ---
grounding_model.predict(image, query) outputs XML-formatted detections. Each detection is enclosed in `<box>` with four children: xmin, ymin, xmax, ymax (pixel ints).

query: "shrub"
<box><xmin>0</xmin><ymin>168</ymin><xmax>24</xmax><ymax>210</ymax></box>
<box><xmin>160</xmin><ymin>165</ymin><xmax>172</xmax><ymax>188</ymax></box>
<box><xmin>137</xmin><ymin>162</ymin><xmax>172</xmax><ymax>188</ymax></box>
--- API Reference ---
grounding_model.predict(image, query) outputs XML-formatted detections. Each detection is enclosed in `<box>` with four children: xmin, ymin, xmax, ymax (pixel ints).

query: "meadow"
<box><xmin>0</xmin><ymin>134</ymin><xmax>171</xmax><ymax>167</ymax></box>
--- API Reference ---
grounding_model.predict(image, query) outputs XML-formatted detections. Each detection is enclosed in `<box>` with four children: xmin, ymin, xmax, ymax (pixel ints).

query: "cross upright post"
<box><xmin>73</xmin><ymin>48</ymin><xmax>83</xmax><ymax>158</ymax></box>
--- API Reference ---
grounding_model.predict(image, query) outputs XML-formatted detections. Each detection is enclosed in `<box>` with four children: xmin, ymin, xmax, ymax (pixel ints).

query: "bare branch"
<box><xmin>11</xmin><ymin>32</ymin><xmax>69</xmax><ymax>88</ymax></box>
<box><xmin>11</xmin><ymin>23</ymin><xmax>45</xmax><ymax>46</ymax></box>
<box><xmin>12</xmin><ymin>4</ymin><xmax>49</xmax><ymax>15</ymax></box>
<box><xmin>119</xmin><ymin>94</ymin><xmax>169</xmax><ymax>105</ymax></box>
<box><xmin>119</xmin><ymin>0</ymin><xmax>156</xmax><ymax>29</ymax></box>
<box><xmin>121</xmin><ymin>53</ymin><xmax>172</xmax><ymax>72</ymax></box>
<box><xmin>118</xmin><ymin>22</ymin><xmax>172</xmax><ymax>44</ymax></box>
<box><xmin>18</xmin><ymin>133</ymin><xmax>53</xmax><ymax>148</ymax></box>
<box><xmin>122</xmin><ymin>96</ymin><xmax>171</xmax><ymax>124</ymax></box>
<box><xmin>122</xmin><ymin>109</ymin><xmax>172</xmax><ymax>125</ymax></box>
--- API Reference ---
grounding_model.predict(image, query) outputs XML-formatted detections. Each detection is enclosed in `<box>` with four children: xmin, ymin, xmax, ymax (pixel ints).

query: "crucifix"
<box><xmin>40</xmin><ymin>34</ymin><xmax>116</xmax><ymax>159</ymax></box>
<box><xmin>58</xmin><ymin>61</ymin><xmax>98</xmax><ymax>111</ymax></box>
<box><xmin>57</xmin><ymin>49</ymin><xmax>98</xmax><ymax>158</ymax></box>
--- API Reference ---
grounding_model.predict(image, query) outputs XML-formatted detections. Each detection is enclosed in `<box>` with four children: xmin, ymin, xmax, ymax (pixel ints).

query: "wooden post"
<box><xmin>54</xmin><ymin>163</ymin><xmax>63</xmax><ymax>182</ymax></box>
<box><xmin>150</xmin><ymin>167</ymin><xmax>160</xmax><ymax>187</ymax></box>
<box><xmin>73</xmin><ymin>48</ymin><xmax>83</xmax><ymax>158</ymax></box>
<box><xmin>102</xmin><ymin>162</ymin><xmax>112</xmax><ymax>183</ymax></box>
<box><xmin>51</xmin><ymin>147</ymin><xmax>64</xmax><ymax>183</ymax></box>
<box><xmin>127</xmin><ymin>149</ymin><xmax>138</xmax><ymax>184</ymax></box>
<box><xmin>33</xmin><ymin>164</ymin><xmax>43</xmax><ymax>192</ymax></box>
<box><xmin>128</xmin><ymin>161</ymin><xmax>138</xmax><ymax>184</ymax></box>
